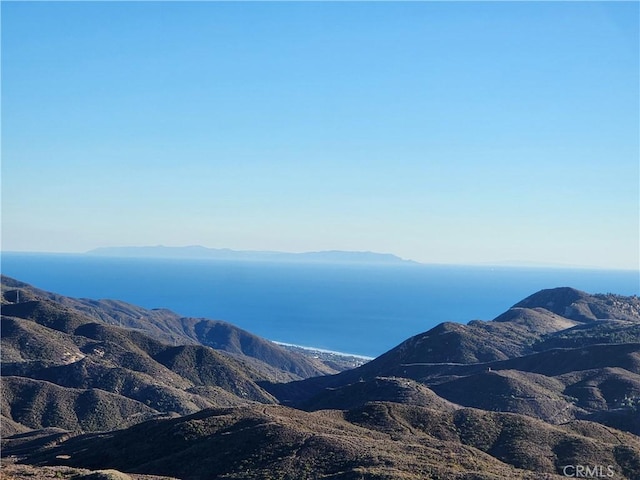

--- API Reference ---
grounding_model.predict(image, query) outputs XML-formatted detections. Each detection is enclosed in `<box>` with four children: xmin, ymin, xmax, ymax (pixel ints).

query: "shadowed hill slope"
<box><xmin>1</xmin><ymin>376</ymin><xmax>159</xmax><ymax>432</ymax></box>
<box><xmin>298</xmin><ymin>376</ymin><xmax>460</xmax><ymax>412</ymax></box>
<box><xmin>1</xmin><ymin>286</ymin><xmax>289</xmax><ymax>435</ymax></box>
<box><xmin>3</xmin><ymin>280</ymin><xmax>640</xmax><ymax>479</ymax></box>
<box><xmin>1</xmin><ymin>275</ymin><xmax>337</xmax><ymax>379</ymax></box>
<box><xmin>20</xmin><ymin>402</ymin><xmax>640</xmax><ymax>480</ymax></box>
<box><xmin>512</xmin><ymin>287</ymin><xmax>640</xmax><ymax>322</ymax></box>
<box><xmin>263</xmin><ymin>288</ymin><xmax>640</xmax><ymax>433</ymax></box>
<box><xmin>1</xmin><ymin>317</ymin><xmax>278</xmax><ymax>436</ymax></box>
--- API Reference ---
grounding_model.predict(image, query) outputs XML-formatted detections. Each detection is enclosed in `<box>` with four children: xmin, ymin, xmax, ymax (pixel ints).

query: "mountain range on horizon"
<box><xmin>2</xmin><ymin>275</ymin><xmax>640</xmax><ymax>479</ymax></box>
<box><xmin>27</xmin><ymin>245</ymin><xmax>625</xmax><ymax>270</ymax></box>
<box><xmin>3</xmin><ymin>247</ymin><xmax>632</xmax><ymax>271</ymax></box>
<box><xmin>85</xmin><ymin>245</ymin><xmax>418</xmax><ymax>265</ymax></box>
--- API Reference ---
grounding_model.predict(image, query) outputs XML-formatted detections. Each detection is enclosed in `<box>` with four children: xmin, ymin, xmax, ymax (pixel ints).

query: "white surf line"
<box><xmin>400</xmin><ymin>362</ymin><xmax>468</xmax><ymax>366</ymax></box>
<box><xmin>272</xmin><ymin>341</ymin><xmax>374</xmax><ymax>360</ymax></box>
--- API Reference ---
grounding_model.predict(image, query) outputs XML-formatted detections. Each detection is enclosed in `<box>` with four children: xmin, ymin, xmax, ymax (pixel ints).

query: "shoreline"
<box><xmin>272</xmin><ymin>341</ymin><xmax>374</xmax><ymax>360</ymax></box>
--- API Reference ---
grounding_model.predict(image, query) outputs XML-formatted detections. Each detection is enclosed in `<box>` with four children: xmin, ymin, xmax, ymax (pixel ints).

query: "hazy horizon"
<box><xmin>2</xmin><ymin>246</ymin><xmax>638</xmax><ymax>272</ymax></box>
<box><xmin>2</xmin><ymin>2</ymin><xmax>638</xmax><ymax>270</ymax></box>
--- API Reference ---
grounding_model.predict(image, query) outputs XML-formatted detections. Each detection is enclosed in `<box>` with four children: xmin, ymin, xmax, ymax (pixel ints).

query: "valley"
<box><xmin>2</xmin><ymin>275</ymin><xmax>639</xmax><ymax>479</ymax></box>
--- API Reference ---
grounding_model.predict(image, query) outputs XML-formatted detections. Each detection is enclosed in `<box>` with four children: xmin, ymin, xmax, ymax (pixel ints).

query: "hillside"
<box><xmin>263</xmin><ymin>288</ymin><xmax>640</xmax><ymax>431</ymax></box>
<box><xmin>16</xmin><ymin>403</ymin><xmax>640</xmax><ymax>480</ymax></box>
<box><xmin>1</xmin><ymin>376</ymin><xmax>160</xmax><ymax>432</ymax></box>
<box><xmin>1</xmin><ymin>275</ymin><xmax>338</xmax><ymax>379</ymax></box>
<box><xmin>1</xmin><ymin>277</ymin><xmax>304</xmax><ymax>435</ymax></box>
<box><xmin>0</xmin><ymin>313</ymin><xmax>278</xmax><ymax>433</ymax></box>
<box><xmin>2</xmin><ymin>279</ymin><xmax>640</xmax><ymax>479</ymax></box>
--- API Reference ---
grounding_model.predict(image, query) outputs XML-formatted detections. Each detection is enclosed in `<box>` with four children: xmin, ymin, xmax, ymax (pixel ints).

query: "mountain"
<box><xmin>1</xmin><ymin>310</ymin><xmax>278</xmax><ymax>428</ymax></box>
<box><xmin>86</xmin><ymin>245</ymin><xmax>417</xmax><ymax>265</ymax></box>
<box><xmin>511</xmin><ymin>287</ymin><xmax>640</xmax><ymax>322</ymax></box>
<box><xmin>1</xmin><ymin>376</ymin><xmax>160</xmax><ymax>432</ymax></box>
<box><xmin>3</xmin><ymin>279</ymin><xmax>640</xmax><ymax>479</ymax></box>
<box><xmin>2</xmin><ymin>275</ymin><xmax>347</xmax><ymax>436</ymax></box>
<box><xmin>262</xmin><ymin>288</ymin><xmax>640</xmax><ymax>432</ymax></box>
<box><xmin>16</xmin><ymin>403</ymin><xmax>640</xmax><ymax>480</ymax></box>
<box><xmin>1</xmin><ymin>275</ymin><xmax>338</xmax><ymax>379</ymax></box>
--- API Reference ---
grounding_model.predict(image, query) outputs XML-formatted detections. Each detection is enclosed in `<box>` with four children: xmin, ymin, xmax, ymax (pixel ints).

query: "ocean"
<box><xmin>2</xmin><ymin>252</ymin><xmax>638</xmax><ymax>358</ymax></box>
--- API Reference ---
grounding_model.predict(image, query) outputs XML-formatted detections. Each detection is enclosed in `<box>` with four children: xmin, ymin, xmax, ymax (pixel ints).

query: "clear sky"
<box><xmin>2</xmin><ymin>1</ymin><xmax>638</xmax><ymax>269</ymax></box>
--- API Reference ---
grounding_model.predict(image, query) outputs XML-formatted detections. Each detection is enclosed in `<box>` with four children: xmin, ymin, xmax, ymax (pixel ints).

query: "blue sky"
<box><xmin>2</xmin><ymin>1</ymin><xmax>638</xmax><ymax>269</ymax></box>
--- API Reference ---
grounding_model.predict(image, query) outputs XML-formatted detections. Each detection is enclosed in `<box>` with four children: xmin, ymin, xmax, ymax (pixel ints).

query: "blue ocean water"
<box><xmin>2</xmin><ymin>253</ymin><xmax>638</xmax><ymax>357</ymax></box>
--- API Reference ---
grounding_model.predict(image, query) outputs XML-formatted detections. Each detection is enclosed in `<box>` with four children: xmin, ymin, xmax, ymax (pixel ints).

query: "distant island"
<box><xmin>86</xmin><ymin>245</ymin><xmax>419</xmax><ymax>265</ymax></box>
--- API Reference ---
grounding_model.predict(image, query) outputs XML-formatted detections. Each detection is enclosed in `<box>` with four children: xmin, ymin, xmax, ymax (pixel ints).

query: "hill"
<box><xmin>18</xmin><ymin>402</ymin><xmax>640</xmax><ymax>480</ymax></box>
<box><xmin>1</xmin><ymin>376</ymin><xmax>160</xmax><ymax>432</ymax></box>
<box><xmin>2</xmin><ymin>276</ymin><xmax>318</xmax><ymax>436</ymax></box>
<box><xmin>263</xmin><ymin>288</ymin><xmax>640</xmax><ymax>432</ymax></box>
<box><xmin>1</xmin><ymin>275</ymin><xmax>338</xmax><ymax>379</ymax></box>
<box><xmin>3</xmin><ymin>280</ymin><xmax>640</xmax><ymax>479</ymax></box>
<box><xmin>0</xmin><ymin>313</ymin><xmax>278</xmax><ymax>435</ymax></box>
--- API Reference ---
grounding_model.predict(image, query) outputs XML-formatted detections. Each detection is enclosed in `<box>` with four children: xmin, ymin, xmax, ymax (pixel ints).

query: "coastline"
<box><xmin>272</xmin><ymin>341</ymin><xmax>374</xmax><ymax>360</ymax></box>
<box><xmin>273</xmin><ymin>341</ymin><xmax>373</xmax><ymax>371</ymax></box>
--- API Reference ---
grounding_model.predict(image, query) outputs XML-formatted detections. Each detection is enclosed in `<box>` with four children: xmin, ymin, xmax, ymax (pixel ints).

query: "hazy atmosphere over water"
<box><xmin>2</xmin><ymin>2</ymin><xmax>638</xmax><ymax>269</ymax></box>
